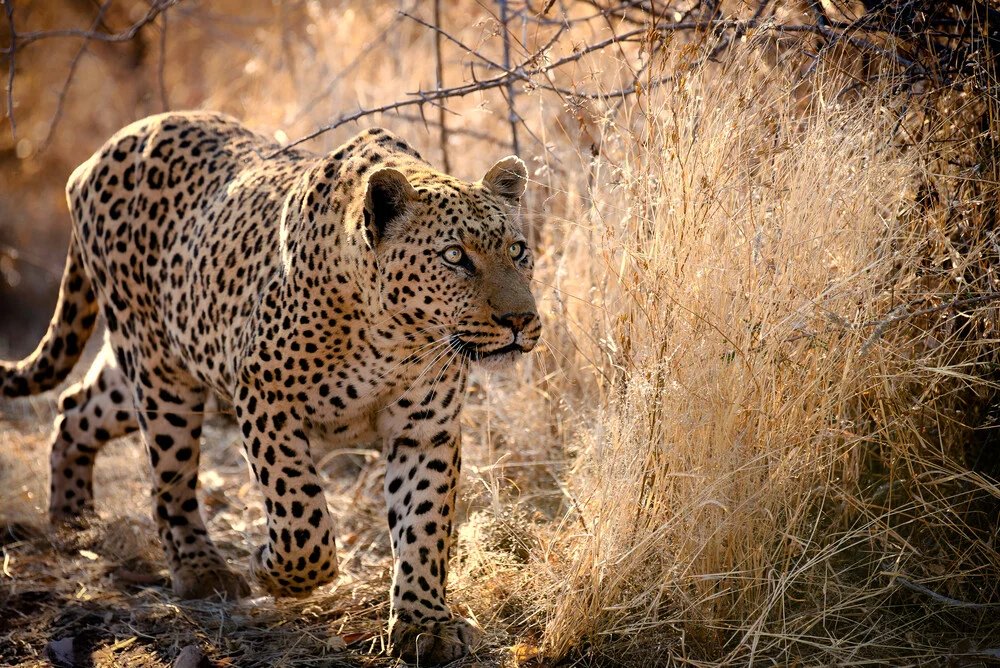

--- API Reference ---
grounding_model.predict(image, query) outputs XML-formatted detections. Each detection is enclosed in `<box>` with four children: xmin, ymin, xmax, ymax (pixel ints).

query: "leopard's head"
<box><xmin>364</xmin><ymin>156</ymin><xmax>540</xmax><ymax>370</ymax></box>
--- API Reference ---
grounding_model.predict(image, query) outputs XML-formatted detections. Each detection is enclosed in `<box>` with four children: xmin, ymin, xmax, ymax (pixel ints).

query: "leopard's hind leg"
<box><xmin>49</xmin><ymin>341</ymin><xmax>139</xmax><ymax>520</ymax></box>
<box><xmin>124</xmin><ymin>353</ymin><xmax>249</xmax><ymax>600</ymax></box>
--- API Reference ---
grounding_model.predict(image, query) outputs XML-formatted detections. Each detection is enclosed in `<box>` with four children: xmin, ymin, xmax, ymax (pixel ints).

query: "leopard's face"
<box><xmin>429</xmin><ymin>193</ymin><xmax>539</xmax><ymax>369</ymax></box>
<box><xmin>365</xmin><ymin>158</ymin><xmax>540</xmax><ymax>371</ymax></box>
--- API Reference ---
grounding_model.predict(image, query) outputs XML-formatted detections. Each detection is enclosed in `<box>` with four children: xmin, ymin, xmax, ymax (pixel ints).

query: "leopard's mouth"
<box><xmin>449</xmin><ymin>336</ymin><xmax>530</xmax><ymax>362</ymax></box>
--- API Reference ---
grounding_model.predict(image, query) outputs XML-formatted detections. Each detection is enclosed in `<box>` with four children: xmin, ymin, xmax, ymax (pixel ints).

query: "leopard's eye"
<box><xmin>508</xmin><ymin>241</ymin><xmax>525</xmax><ymax>260</ymax></box>
<box><xmin>442</xmin><ymin>246</ymin><xmax>465</xmax><ymax>264</ymax></box>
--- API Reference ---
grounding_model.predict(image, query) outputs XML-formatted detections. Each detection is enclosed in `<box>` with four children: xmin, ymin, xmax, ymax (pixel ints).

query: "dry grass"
<box><xmin>2</xmin><ymin>2</ymin><xmax>1000</xmax><ymax>666</ymax></box>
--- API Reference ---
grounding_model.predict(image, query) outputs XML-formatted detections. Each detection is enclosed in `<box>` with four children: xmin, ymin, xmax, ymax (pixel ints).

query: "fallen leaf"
<box><xmin>47</xmin><ymin>637</ymin><xmax>75</xmax><ymax>667</ymax></box>
<box><xmin>342</xmin><ymin>632</ymin><xmax>375</xmax><ymax>646</ymax></box>
<box><xmin>512</xmin><ymin>643</ymin><xmax>540</xmax><ymax>663</ymax></box>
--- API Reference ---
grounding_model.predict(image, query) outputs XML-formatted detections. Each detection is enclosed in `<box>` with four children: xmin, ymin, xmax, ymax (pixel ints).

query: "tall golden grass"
<box><xmin>453</xmin><ymin>43</ymin><xmax>1000</xmax><ymax>666</ymax></box>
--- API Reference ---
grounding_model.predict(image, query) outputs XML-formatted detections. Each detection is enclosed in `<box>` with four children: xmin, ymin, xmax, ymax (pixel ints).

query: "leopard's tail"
<box><xmin>1</xmin><ymin>235</ymin><xmax>99</xmax><ymax>398</ymax></box>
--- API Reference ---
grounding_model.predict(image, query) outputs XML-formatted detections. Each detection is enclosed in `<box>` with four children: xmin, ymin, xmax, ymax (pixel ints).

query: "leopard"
<box><xmin>0</xmin><ymin>111</ymin><xmax>540</xmax><ymax>664</ymax></box>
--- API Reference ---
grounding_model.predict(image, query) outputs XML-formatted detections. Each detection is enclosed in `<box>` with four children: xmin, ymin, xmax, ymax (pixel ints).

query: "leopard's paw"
<box><xmin>389</xmin><ymin>615</ymin><xmax>481</xmax><ymax>665</ymax></box>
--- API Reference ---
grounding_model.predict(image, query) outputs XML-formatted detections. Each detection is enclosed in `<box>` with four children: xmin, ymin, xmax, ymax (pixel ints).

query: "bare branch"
<box><xmin>783</xmin><ymin>291</ymin><xmax>1000</xmax><ymax>350</ymax></box>
<box><xmin>390</xmin><ymin>111</ymin><xmax>514</xmax><ymax>148</ymax></box>
<box><xmin>159</xmin><ymin>7</ymin><xmax>170</xmax><ymax>112</ymax></box>
<box><xmin>267</xmin><ymin>16</ymin><xmax>648</xmax><ymax>156</ymax></box>
<box><xmin>433</xmin><ymin>0</ymin><xmax>450</xmax><ymax>172</ymax></box>
<box><xmin>400</xmin><ymin>11</ymin><xmax>508</xmax><ymax>81</ymax></box>
<box><xmin>3</xmin><ymin>0</ymin><xmax>179</xmax><ymax>141</ymax></box>
<box><xmin>884</xmin><ymin>568</ymin><xmax>1000</xmax><ymax>610</ymax></box>
<box><xmin>2</xmin><ymin>0</ymin><xmax>178</xmax><ymax>54</ymax></box>
<box><xmin>498</xmin><ymin>0</ymin><xmax>520</xmax><ymax>156</ymax></box>
<box><xmin>4</xmin><ymin>0</ymin><xmax>15</xmax><ymax>140</ymax></box>
<box><xmin>269</xmin><ymin>3</ymin><xmax>988</xmax><ymax>157</ymax></box>
<box><xmin>40</xmin><ymin>0</ymin><xmax>115</xmax><ymax>152</ymax></box>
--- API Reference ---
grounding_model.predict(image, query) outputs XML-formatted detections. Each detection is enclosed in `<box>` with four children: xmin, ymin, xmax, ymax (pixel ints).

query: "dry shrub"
<box><xmin>454</xmin><ymin>48</ymin><xmax>1000</xmax><ymax>664</ymax></box>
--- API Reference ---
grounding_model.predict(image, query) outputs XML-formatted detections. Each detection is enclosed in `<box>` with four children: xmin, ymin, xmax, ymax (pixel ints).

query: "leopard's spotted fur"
<box><xmin>0</xmin><ymin>111</ymin><xmax>539</xmax><ymax>664</ymax></box>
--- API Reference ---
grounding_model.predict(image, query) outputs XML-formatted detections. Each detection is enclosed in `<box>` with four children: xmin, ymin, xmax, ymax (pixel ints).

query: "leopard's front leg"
<box><xmin>234</xmin><ymin>385</ymin><xmax>340</xmax><ymax>599</ymax></box>
<box><xmin>379</xmin><ymin>397</ymin><xmax>480</xmax><ymax>664</ymax></box>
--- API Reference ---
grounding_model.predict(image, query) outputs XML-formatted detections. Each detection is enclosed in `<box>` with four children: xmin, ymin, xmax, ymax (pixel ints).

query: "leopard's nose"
<box><xmin>493</xmin><ymin>311</ymin><xmax>537</xmax><ymax>334</ymax></box>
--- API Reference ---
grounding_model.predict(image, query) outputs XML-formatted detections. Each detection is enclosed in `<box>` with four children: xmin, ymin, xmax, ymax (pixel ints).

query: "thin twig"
<box><xmin>4</xmin><ymin>0</ymin><xmax>16</xmax><ymax>140</ymax></box>
<box><xmin>267</xmin><ymin>78</ymin><xmax>511</xmax><ymax>158</ymax></box>
<box><xmin>861</xmin><ymin>292</ymin><xmax>1000</xmax><ymax>330</ymax></box>
<box><xmin>540</xmin><ymin>0</ymin><xmax>657</xmax><ymax>27</ymax></box>
<box><xmin>3</xmin><ymin>0</ymin><xmax>178</xmax><ymax>140</ymax></box>
<box><xmin>2</xmin><ymin>0</ymin><xmax>178</xmax><ymax>53</ymax></box>
<box><xmin>784</xmin><ymin>291</ymin><xmax>1000</xmax><ymax>349</ymax></box>
<box><xmin>406</xmin><ymin>8</ymin><xmax>542</xmax><ymax>150</ymax></box>
<box><xmin>401</xmin><ymin>11</ymin><xmax>508</xmax><ymax>75</ymax></box>
<box><xmin>498</xmin><ymin>0</ymin><xmax>520</xmax><ymax>156</ymax></box>
<box><xmin>269</xmin><ymin>10</ymin><xmax>969</xmax><ymax>157</ymax></box>
<box><xmin>158</xmin><ymin>6</ymin><xmax>169</xmax><ymax>112</ymax></box>
<box><xmin>389</xmin><ymin>111</ymin><xmax>514</xmax><ymax>147</ymax></box>
<box><xmin>279</xmin><ymin>1</ymin><xmax>296</xmax><ymax>89</ymax></box>
<box><xmin>433</xmin><ymin>0</ymin><xmax>450</xmax><ymax>172</ymax></box>
<box><xmin>885</xmin><ymin>569</ymin><xmax>999</xmax><ymax>609</ymax></box>
<box><xmin>265</xmin><ymin>19</ymin><xmax>651</xmax><ymax>156</ymax></box>
<box><xmin>40</xmin><ymin>0</ymin><xmax>114</xmax><ymax>152</ymax></box>
<box><xmin>499</xmin><ymin>84</ymin><xmax>546</xmax><ymax>150</ymax></box>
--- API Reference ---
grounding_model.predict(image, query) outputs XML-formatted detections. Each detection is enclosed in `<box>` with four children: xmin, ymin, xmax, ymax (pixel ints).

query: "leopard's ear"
<box><xmin>482</xmin><ymin>156</ymin><xmax>527</xmax><ymax>203</ymax></box>
<box><xmin>364</xmin><ymin>168</ymin><xmax>417</xmax><ymax>246</ymax></box>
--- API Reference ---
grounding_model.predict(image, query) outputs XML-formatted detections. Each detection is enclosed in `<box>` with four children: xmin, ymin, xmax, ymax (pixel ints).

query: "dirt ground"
<box><xmin>0</xmin><ymin>338</ymin><xmax>527</xmax><ymax>668</ymax></box>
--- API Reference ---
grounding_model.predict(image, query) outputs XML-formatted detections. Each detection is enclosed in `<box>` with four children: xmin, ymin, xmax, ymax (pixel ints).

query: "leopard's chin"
<box><xmin>476</xmin><ymin>349</ymin><xmax>525</xmax><ymax>370</ymax></box>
